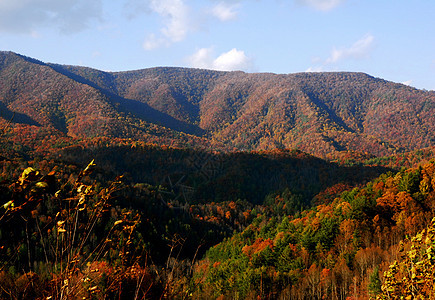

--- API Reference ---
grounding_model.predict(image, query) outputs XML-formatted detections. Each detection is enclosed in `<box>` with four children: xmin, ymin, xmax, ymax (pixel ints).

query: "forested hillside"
<box><xmin>192</xmin><ymin>161</ymin><xmax>435</xmax><ymax>298</ymax></box>
<box><xmin>1</xmin><ymin>133</ymin><xmax>434</xmax><ymax>298</ymax></box>
<box><xmin>1</xmin><ymin>51</ymin><xmax>434</xmax><ymax>158</ymax></box>
<box><xmin>1</xmin><ymin>51</ymin><xmax>435</xmax><ymax>299</ymax></box>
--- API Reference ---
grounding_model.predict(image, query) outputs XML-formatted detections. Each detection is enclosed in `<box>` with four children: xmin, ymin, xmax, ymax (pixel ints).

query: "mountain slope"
<box><xmin>1</xmin><ymin>51</ymin><xmax>434</xmax><ymax>157</ymax></box>
<box><xmin>0</xmin><ymin>52</ymin><xmax>208</xmax><ymax>148</ymax></box>
<box><xmin>0</xmin><ymin>51</ymin><xmax>118</xmax><ymax>136</ymax></box>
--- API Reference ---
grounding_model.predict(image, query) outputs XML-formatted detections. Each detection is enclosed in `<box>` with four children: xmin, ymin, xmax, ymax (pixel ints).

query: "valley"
<box><xmin>0</xmin><ymin>51</ymin><xmax>434</xmax><ymax>299</ymax></box>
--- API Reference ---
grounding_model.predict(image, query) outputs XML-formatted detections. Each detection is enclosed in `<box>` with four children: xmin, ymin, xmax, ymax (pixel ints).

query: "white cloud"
<box><xmin>143</xmin><ymin>33</ymin><xmax>168</xmax><ymax>50</ymax></box>
<box><xmin>187</xmin><ymin>47</ymin><xmax>253</xmax><ymax>71</ymax></box>
<box><xmin>305</xmin><ymin>66</ymin><xmax>324</xmax><ymax>72</ymax></box>
<box><xmin>213</xmin><ymin>48</ymin><xmax>252</xmax><ymax>71</ymax></box>
<box><xmin>142</xmin><ymin>0</ymin><xmax>244</xmax><ymax>50</ymax></box>
<box><xmin>326</xmin><ymin>34</ymin><xmax>375</xmax><ymax>64</ymax></box>
<box><xmin>307</xmin><ymin>33</ymin><xmax>375</xmax><ymax>72</ymax></box>
<box><xmin>297</xmin><ymin>0</ymin><xmax>346</xmax><ymax>11</ymax></box>
<box><xmin>210</xmin><ymin>2</ymin><xmax>239</xmax><ymax>21</ymax></box>
<box><xmin>152</xmin><ymin>0</ymin><xmax>189</xmax><ymax>42</ymax></box>
<box><xmin>187</xmin><ymin>48</ymin><xmax>215</xmax><ymax>69</ymax></box>
<box><xmin>143</xmin><ymin>0</ymin><xmax>191</xmax><ymax>50</ymax></box>
<box><xmin>0</xmin><ymin>0</ymin><xmax>103</xmax><ymax>34</ymax></box>
<box><xmin>402</xmin><ymin>80</ymin><xmax>413</xmax><ymax>86</ymax></box>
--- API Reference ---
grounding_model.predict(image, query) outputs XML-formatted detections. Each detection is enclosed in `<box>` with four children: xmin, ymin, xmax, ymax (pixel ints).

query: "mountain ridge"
<box><xmin>0</xmin><ymin>51</ymin><xmax>433</xmax><ymax>157</ymax></box>
<box><xmin>1</xmin><ymin>51</ymin><xmax>435</xmax><ymax>299</ymax></box>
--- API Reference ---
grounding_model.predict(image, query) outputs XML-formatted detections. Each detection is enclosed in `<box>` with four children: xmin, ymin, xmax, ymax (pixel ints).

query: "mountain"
<box><xmin>1</xmin><ymin>51</ymin><xmax>435</xmax><ymax>299</ymax></box>
<box><xmin>1</xmin><ymin>51</ymin><xmax>434</xmax><ymax>157</ymax></box>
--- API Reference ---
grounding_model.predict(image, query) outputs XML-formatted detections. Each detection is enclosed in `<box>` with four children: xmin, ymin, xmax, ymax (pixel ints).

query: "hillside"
<box><xmin>1</xmin><ymin>51</ymin><xmax>434</xmax><ymax>158</ymax></box>
<box><xmin>192</xmin><ymin>160</ymin><xmax>435</xmax><ymax>299</ymax></box>
<box><xmin>1</xmin><ymin>133</ymin><xmax>434</xmax><ymax>298</ymax></box>
<box><xmin>1</xmin><ymin>50</ymin><xmax>435</xmax><ymax>299</ymax></box>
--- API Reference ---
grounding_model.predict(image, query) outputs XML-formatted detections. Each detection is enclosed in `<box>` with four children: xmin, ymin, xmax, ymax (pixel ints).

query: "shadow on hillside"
<box><xmin>117</xmin><ymin>97</ymin><xmax>205</xmax><ymax>136</ymax></box>
<box><xmin>47</xmin><ymin>64</ymin><xmax>205</xmax><ymax>136</ymax></box>
<box><xmin>303</xmin><ymin>90</ymin><xmax>356</xmax><ymax>133</ymax></box>
<box><xmin>59</xmin><ymin>146</ymin><xmax>395</xmax><ymax>206</ymax></box>
<box><xmin>0</xmin><ymin>102</ymin><xmax>40</xmax><ymax>126</ymax></box>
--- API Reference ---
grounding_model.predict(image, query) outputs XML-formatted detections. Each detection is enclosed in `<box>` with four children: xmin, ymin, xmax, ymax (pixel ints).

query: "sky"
<box><xmin>0</xmin><ymin>0</ymin><xmax>434</xmax><ymax>90</ymax></box>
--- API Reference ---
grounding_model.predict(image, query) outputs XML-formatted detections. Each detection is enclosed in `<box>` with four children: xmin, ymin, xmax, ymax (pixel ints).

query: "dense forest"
<box><xmin>1</xmin><ymin>51</ymin><xmax>434</xmax><ymax>158</ymax></box>
<box><xmin>0</xmin><ymin>51</ymin><xmax>435</xmax><ymax>299</ymax></box>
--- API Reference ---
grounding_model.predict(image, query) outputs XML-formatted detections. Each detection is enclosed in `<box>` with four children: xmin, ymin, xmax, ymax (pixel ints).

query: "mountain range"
<box><xmin>2</xmin><ymin>51</ymin><xmax>435</xmax><ymax>298</ymax></box>
<box><xmin>1</xmin><ymin>51</ymin><xmax>434</xmax><ymax>158</ymax></box>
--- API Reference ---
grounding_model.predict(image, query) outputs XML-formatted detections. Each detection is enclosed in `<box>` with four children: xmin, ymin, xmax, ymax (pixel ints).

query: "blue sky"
<box><xmin>1</xmin><ymin>0</ymin><xmax>434</xmax><ymax>90</ymax></box>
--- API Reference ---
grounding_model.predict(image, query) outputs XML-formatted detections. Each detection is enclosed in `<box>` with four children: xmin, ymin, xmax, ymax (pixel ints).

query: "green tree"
<box><xmin>368</xmin><ymin>266</ymin><xmax>382</xmax><ymax>296</ymax></box>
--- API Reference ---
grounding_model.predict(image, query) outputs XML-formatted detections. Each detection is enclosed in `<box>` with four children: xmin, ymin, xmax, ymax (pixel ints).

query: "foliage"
<box><xmin>1</xmin><ymin>51</ymin><xmax>435</xmax><ymax>158</ymax></box>
<box><xmin>0</xmin><ymin>160</ymin><xmax>163</xmax><ymax>299</ymax></box>
<box><xmin>192</xmin><ymin>161</ymin><xmax>435</xmax><ymax>299</ymax></box>
<box><xmin>1</xmin><ymin>51</ymin><xmax>435</xmax><ymax>298</ymax></box>
<box><xmin>377</xmin><ymin>217</ymin><xmax>435</xmax><ymax>299</ymax></box>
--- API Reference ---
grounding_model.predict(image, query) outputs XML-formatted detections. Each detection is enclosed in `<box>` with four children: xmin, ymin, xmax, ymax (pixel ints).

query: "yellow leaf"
<box><xmin>35</xmin><ymin>182</ymin><xmax>49</xmax><ymax>189</ymax></box>
<box><xmin>3</xmin><ymin>200</ymin><xmax>14</xmax><ymax>210</ymax></box>
<box><xmin>77</xmin><ymin>185</ymin><xmax>86</xmax><ymax>193</ymax></box>
<box><xmin>19</xmin><ymin>167</ymin><xmax>39</xmax><ymax>184</ymax></box>
<box><xmin>83</xmin><ymin>160</ymin><xmax>96</xmax><ymax>175</ymax></box>
<box><xmin>78</xmin><ymin>195</ymin><xmax>86</xmax><ymax>205</ymax></box>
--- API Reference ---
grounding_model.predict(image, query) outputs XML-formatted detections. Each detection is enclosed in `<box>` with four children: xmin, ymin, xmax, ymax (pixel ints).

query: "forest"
<box><xmin>1</xmin><ymin>51</ymin><xmax>435</xmax><ymax>299</ymax></box>
<box><xmin>1</xmin><ymin>51</ymin><xmax>434</xmax><ymax>158</ymax></box>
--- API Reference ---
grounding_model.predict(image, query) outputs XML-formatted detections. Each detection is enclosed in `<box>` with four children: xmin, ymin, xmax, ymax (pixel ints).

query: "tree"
<box><xmin>377</xmin><ymin>217</ymin><xmax>435</xmax><ymax>299</ymax></box>
<box><xmin>368</xmin><ymin>266</ymin><xmax>381</xmax><ymax>296</ymax></box>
